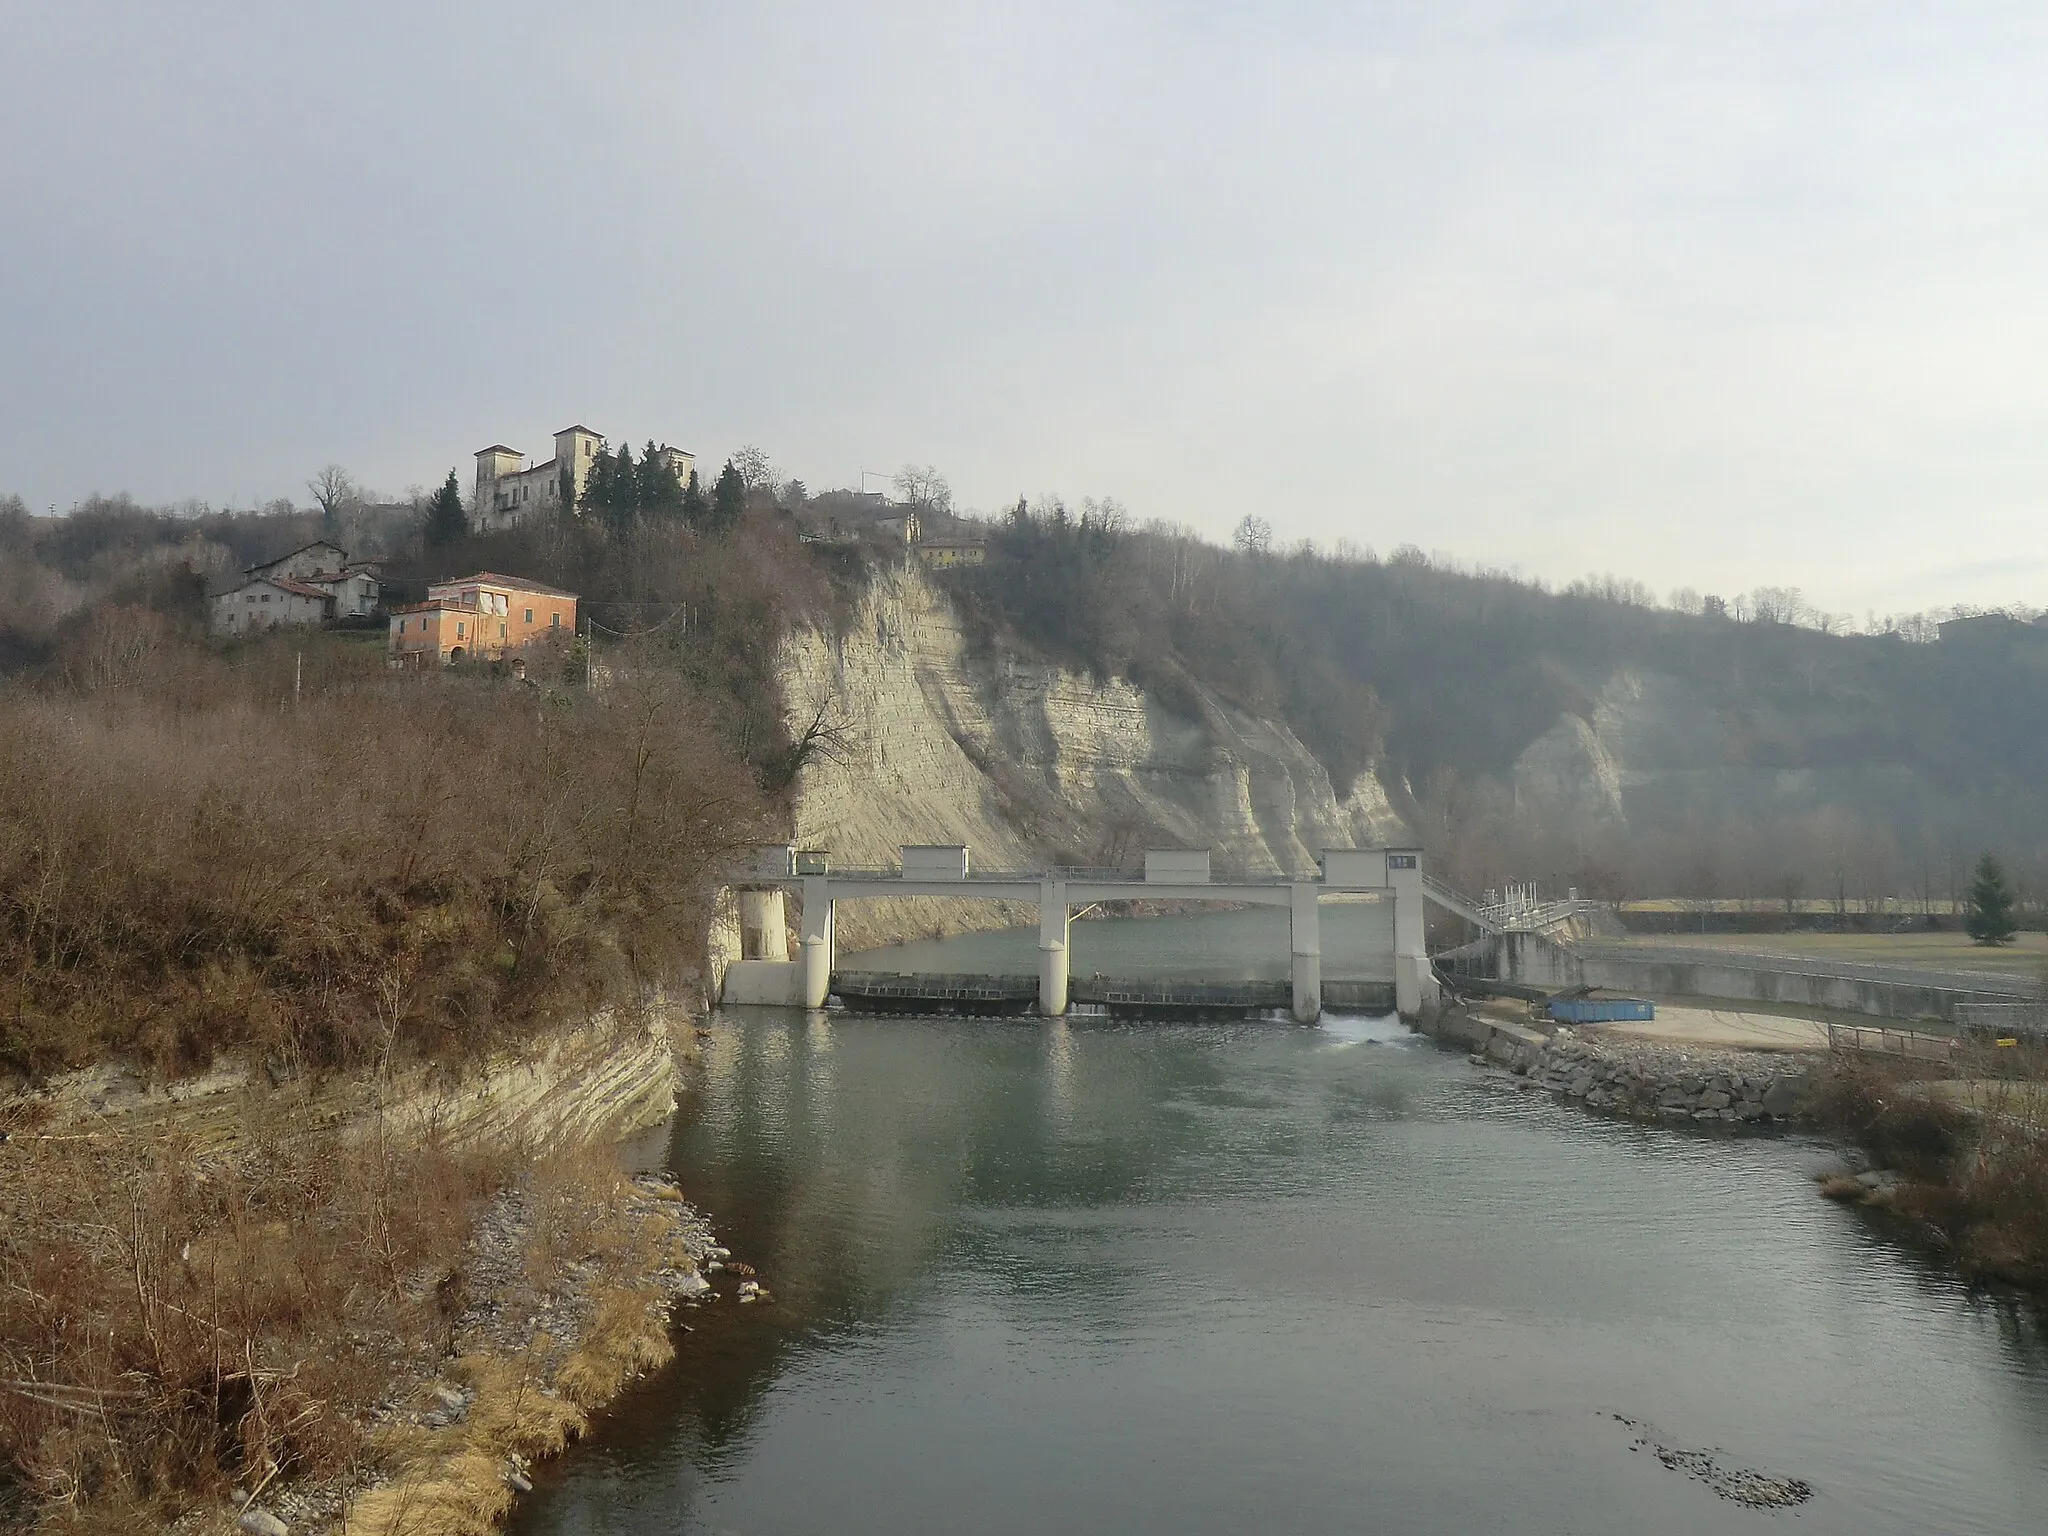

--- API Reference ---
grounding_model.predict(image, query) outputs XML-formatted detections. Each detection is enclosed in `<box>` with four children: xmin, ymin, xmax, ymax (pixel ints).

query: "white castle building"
<box><xmin>473</xmin><ymin>425</ymin><xmax>695</xmax><ymax>530</ymax></box>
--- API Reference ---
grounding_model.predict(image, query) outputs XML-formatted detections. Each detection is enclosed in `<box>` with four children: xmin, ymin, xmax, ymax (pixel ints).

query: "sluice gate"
<box><xmin>832</xmin><ymin>972</ymin><xmax>1039</xmax><ymax>1015</ymax></box>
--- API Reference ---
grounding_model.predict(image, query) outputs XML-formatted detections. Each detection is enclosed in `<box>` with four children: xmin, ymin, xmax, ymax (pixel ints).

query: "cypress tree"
<box><xmin>710</xmin><ymin>460</ymin><xmax>746</xmax><ymax>533</ymax></box>
<box><xmin>641</xmin><ymin>441</ymin><xmax>683</xmax><ymax>516</ymax></box>
<box><xmin>1964</xmin><ymin>854</ymin><xmax>2018</xmax><ymax>945</ymax></box>
<box><xmin>579</xmin><ymin>447</ymin><xmax>612</xmax><ymax>518</ymax></box>
<box><xmin>680</xmin><ymin>469</ymin><xmax>708</xmax><ymax>527</ymax></box>
<box><xmin>606</xmin><ymin>442</ymin><xmax>637</xmax><ymax>535</ymax></box>
<box><xmin>424</xmin><ymin>469</ymin><xmax>468</xmax><ymax>549</ymax></box>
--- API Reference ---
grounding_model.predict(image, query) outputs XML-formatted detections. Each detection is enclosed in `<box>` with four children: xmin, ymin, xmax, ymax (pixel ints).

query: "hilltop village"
<box><xmin>199</xmin><ymin>422</ymin><xmax>984</xmax><ymax>665</ymax></box>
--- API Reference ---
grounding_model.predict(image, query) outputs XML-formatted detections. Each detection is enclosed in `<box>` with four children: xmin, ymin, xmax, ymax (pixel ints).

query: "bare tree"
<box><xmin>307</xmin><ymin>465</ymin><xmax>360</xmax><ymax>540</ymax></box>
<box><xmin>1231</xmin><ymin>514</ymin><xmax>1273</xmax><ymax>557</ymax></box>
<box><xmin>732</xmin><ymin>445</ymin><xmax>777</xmax><ymax>492</ymax></box>
<box><xmin>766</xmin><ymin>699</ymin><xmax>856</xmax><ymax>792</ymax></box>
<box><xmin>892</xmin><ymin>464</ymin><xmax>953</xmax><ymax>515</ymax></box>
<box><xmin>1747</xmin><ymin>586</ymin><xmax>1808</xmax><ymax>626</ymax></box>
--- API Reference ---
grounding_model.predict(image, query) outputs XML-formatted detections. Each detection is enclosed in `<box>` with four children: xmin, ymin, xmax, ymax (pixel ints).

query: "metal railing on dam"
<box><xmin>723</xmin><ymin>843</ymin><xmax>1445</xmax><ymax>1021</ymax></box>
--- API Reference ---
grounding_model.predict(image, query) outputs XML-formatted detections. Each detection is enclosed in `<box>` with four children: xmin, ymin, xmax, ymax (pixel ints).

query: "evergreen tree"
<box><xmin>579</xmin><ymin>446</ymin><xmax>613</xmax><ymax>517</ymax></box>
<box><xmin>640</xmin><ymin>441</ymin><xmax>683</xmax><ymax>516</ymax></box>
<box><xmin>710</xmin><ymin>460</ymin><xmax>746</xmax><ymax>533</ymax></box>
<box><xmin>1965</xmin><ymin>853</ymin><xmax>2018</xmax><ymax>945</ymax></box>
<box><xmin>424</xmin><ymin>469</ymin><xmax>468</xmax><ymax>549</ymax></box>
<box><xmin>604</xmin><ymin>442</ymin><xmax>637</xmax><ymax>535</ymax></box>
<box><xmin>680</xmin><ymin>469</ymin><xmax>708</xmax><ymax>527</ymax></box>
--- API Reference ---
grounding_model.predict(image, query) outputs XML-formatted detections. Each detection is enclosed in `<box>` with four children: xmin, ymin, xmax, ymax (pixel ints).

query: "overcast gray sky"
<box><xmin>4</xmin><ymin>2</ymin><xmax>2045</xmax><ymax>615</ymax></box>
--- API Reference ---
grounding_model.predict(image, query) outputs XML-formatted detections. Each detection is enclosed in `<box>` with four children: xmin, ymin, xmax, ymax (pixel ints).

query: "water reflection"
<box><xmin>514</xmin><ymin>1001</ymin><xmax>2048</xmax><ymax>1536</ymax></box>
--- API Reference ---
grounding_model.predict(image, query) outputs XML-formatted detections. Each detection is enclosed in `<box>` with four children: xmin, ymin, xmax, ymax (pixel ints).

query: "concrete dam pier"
<box><xmin>721</xmin><ymin>844</ymin><xmax>1440</xmax><ymax>1023</ymax></box>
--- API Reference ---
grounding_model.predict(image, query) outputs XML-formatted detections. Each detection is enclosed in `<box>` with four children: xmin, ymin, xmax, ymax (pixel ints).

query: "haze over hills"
<box><xmin>7</xmin><ymin>484</ymin><xmax>2045</xmax><ymax>913</ymax></box>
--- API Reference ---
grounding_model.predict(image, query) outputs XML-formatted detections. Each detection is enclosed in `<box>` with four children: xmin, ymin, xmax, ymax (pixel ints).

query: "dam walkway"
<box><xmin>721</xmin><ymin>844</ymin><xmax>1462</xmax><ymax>1022</ymax></box>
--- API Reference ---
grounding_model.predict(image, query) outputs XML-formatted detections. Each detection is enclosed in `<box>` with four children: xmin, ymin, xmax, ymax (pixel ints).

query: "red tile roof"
<box><xmin>427</xmin><ymin>572</ymin><xmax>579</xmax><ymax>599</ymax></box>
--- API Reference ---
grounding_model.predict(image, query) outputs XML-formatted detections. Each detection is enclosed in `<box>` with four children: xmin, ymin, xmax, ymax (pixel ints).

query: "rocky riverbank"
<box><xmin>1424</xmin><ymin>1005</ymin><xmax>1816</xmax><ymax>1127</ymax></box>
<box><xmin>1</xmin><ymin>1014</ymin><xmax>743</xmax><ymax>1536</ymax></box>
<box><xmin>1517</xmin><ymin>1029</ymin><xmax>1814</xmax><ymax>1125</ymax></box>
<box><xmin>319</xmin><ymin>1170</ymin><xmax>740</xmax><ymax>1536</ymax></box>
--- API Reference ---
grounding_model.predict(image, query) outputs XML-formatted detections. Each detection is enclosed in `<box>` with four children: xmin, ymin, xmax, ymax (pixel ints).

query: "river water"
<box><xmin>510</xmin><ymin>915</ymin><xmax>2048</xmax><ymax>1535</ymax></box>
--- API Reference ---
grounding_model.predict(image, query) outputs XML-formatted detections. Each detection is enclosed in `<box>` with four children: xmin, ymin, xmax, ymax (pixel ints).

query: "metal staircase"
<box><xmin>1422</xmin><ymin>877</ymin><xmax>1597</xmax><ymax>938</ymax></box>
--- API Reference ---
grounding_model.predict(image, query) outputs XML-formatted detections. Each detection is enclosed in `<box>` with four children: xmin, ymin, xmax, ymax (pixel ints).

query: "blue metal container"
<box><xmin>1546</xmin><ymin>997</ymin><xmax>1656</xmax><ymax>1024</ymax></box>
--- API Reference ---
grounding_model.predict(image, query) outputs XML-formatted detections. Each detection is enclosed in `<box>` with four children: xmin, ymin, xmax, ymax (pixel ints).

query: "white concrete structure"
<box><xmin>725</xmin><ymin>844</ymin><xmax>1442</xmax><ymax>1023</ymax></box>
<box><xmin>1145</xmin><ymin>848</ymin><xmax>1211</xmax><ymax>883</ymax></box>
<box><xmin>902</xmin><ymin>844</ymin><xmax>971</xmax><ymax>879</ymax></box>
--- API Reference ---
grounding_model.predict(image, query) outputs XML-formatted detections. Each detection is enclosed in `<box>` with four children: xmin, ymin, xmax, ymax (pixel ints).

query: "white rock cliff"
<box><xmin>780</xmin><ymin>565</ymin><xmax>1407</xmax><ymax>950</ymax></box>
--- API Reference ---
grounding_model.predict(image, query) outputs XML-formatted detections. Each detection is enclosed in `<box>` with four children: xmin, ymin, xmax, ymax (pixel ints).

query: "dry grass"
<box><xmin>342</xmin><ymin>1155</ymin><xmax>688</xmax><ymax>1536</ymax></box>
<box><xmin>1616</xmin><ymin>931</ymin><xmax>2048</xmax><ymax>976</ymax></box>
<box><xmin>0</xmin><ymin>1108</ymin><xmax>693</xmax><ymax>1534</ymax></box>
<box><xmin>1816</xmin><ymin>1047</ymin><xmax>2048</xmax><ymax>1288</ymax></box>
<box><xmin>0</xmin><ymin>1107</ymin><xmax>505</xmax><ymax>1529</ymax></box>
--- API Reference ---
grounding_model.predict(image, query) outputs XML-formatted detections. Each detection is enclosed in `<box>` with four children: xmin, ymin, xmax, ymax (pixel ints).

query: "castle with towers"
<box><xmin>472</xmin><ymin>425</ymin><xmax>695</xmax><ymax>530</ymax></box>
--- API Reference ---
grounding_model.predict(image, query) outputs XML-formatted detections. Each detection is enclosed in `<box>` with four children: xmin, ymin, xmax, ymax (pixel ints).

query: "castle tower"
<box><xmin>553</xmin><ymin>425</ymin><xmax>604</xmax><ymax>510</ymax></box>
<box><xmin>473</xmin><ymin>445</ymin><xmax>524</xmax><ymax>529</ymax></box>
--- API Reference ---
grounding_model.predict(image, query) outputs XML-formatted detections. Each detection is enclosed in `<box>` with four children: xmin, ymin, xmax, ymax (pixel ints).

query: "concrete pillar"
<box><xmin>1038</xmin><ymin>877</ymin><xmax>1070</xmax><ymax>1016</ymax></box>
<box><xmin>1289</xmin><ymin>881</ymin><xmax>1321</xmax><ymax>1024</ymax></box>
<box><xmin>799</xmin><ymin>876</ymin><xmax>834</xmax><ymax>1010</ymax></box>
<box><xmin>738</xmin><ymin>888</ymin><xmax>788</xmax><ymax>962</ymax></box>
<box><xmin>1386</xmin><ymin>849</ymin><xmax>1438</xmax><ymax>1019</ymax></box>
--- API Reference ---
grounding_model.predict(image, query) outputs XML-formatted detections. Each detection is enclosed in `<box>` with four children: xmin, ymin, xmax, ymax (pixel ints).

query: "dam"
<box><xmin>720</xmin><ymin>844</ymin><xmax>1439</xmax><ymax>1022</ymax></box>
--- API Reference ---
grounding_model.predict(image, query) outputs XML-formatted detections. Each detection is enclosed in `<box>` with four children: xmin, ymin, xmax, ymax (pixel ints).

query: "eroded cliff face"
<box><xmin>781</xmin><ymin>566</ymin><xmax>1408</xmax><ymax>951</ymax></box>
<box><xmin>1504</xmin><ymin>664</ymin><xmax>1963</xmax><ymax>860</ymax></box>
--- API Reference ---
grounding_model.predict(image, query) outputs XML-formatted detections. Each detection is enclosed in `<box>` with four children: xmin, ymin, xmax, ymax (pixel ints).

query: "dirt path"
<box><xmin>1591</xmin><ymin>1004</ymin><xmax>1830</xmax><ymax>1052</ymax></box>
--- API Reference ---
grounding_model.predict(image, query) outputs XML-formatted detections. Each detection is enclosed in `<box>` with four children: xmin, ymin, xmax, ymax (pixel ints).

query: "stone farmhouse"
<box><xmin>473</xmin><ymin>424</ymin><xmax>695</xmax><ymax>530</ymax></box>
<box><xmin>388</xmin><ymin>571</ymin><xmax>578</xmax><ymax>667</ymax></box>
<box><xmin>210</xmin><ymin>540</ymin><xmax>382</xmax><ymax>636</ymax></box>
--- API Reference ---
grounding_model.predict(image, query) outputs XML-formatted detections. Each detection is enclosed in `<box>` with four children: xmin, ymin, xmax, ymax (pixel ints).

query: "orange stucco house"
<box><xmin>388</xmin><ymin>572</ymin><xmax>578</xmax><ymax>667</ymax></box>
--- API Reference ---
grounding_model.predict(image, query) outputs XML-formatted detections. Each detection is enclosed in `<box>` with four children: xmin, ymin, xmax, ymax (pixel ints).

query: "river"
<box><xmin>510</xmin><ymin>914</ymin><xmax>2048</xmax><ymax>1535</ymax></box>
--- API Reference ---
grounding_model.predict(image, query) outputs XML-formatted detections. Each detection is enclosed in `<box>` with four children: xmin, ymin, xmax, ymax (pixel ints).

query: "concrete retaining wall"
<box><xmin>1460</xmin><ymin>931</ymin><xmax>2025</xmax><ymax>1023</ymax></box>
<box><xmin>1420</xmin><ymin>1007</ymin><xmax>1547</xmax><ymax>1070</ymax></box>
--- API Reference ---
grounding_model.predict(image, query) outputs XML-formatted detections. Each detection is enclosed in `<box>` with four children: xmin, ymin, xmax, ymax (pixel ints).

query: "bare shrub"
<box><xmin>0</xmin><ymin>1115</ymin><xmax>505</xmax><ymax>1520</ymax></box>
<box><xmin>0</xmin><ymin>657</ymin><xmax>767</xmax><ymax>1078</ymax></box>
<box><xmin>1817</xmin><ymin>1057</ymin><xmax>2048</xmax><ymax>1286</ymax></box>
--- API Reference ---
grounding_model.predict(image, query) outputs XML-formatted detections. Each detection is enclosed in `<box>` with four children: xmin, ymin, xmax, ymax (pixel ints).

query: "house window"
<box><xmin>261</xmin><ymin>593</ymin><xmax>270</xmax><ymax>602</ymax></box>
<box><xmin>525</xmin><ymin>608</ymin><xmax>533</xmax><ymax>624</ymax></box>
<box><xmin>457</xmin><ymin>622</ymin><xmax>465</xmax><ymax>638</ymax></box>
<box><xmin>500</xmin><ymin>623</ymin><xmax>507</xmax><ymax>639</ymax></box>
<box><xmin>398</xmin><ymin>619</ymin><xmax>406</xmax><ymax>633</ymax></box>
<box><xmin>551</xmin><ymin>612</ymin><xmax>560</xmax><ymax>627</ymax></box>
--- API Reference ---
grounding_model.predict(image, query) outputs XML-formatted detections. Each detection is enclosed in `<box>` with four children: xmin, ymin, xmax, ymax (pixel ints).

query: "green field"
<box><xmin>1615</xmin><ymin>930</ymin><xmax>2048</xmax><ymax>977</ymax></box>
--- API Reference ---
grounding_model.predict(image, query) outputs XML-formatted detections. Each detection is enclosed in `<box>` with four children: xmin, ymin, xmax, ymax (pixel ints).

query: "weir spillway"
<box><xmin>722</xmin><ymin>845</ymin><xmax>1439</xmax><ymax>1023</ymax></box>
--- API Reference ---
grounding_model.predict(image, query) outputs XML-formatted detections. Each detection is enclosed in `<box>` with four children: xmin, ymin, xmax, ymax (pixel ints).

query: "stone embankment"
<box><xmin>1518</xmin><ymin>1030</ymin><xmax>1814</xmax><ymax>1125</ymax></box>
<box><xmin>1425</xmin><ymin>1006</ymin><xmax>1815</xmax><ymax>1127</ymax></box>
